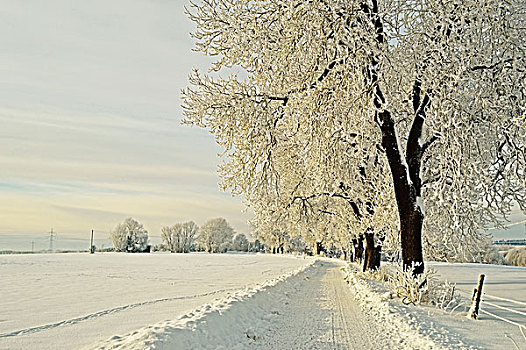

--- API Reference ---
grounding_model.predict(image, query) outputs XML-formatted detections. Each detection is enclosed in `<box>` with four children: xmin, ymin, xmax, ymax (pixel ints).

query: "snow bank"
<box><xmin>88</xmin><ymin>258</ymin><xmax>315</xmax><ymax>350</ymax></box>
<box><xmin>430</xmin><ymin>262</ymin><xmax>526</xmax><ymax>349</ymax></box>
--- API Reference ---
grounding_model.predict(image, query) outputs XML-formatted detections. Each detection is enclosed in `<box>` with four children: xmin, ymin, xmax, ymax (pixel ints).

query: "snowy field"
<box><xmin>430</xmin><ymin>262</ymin><xmax>526</xmax><ymax>349</ymax></box>
<box><xmin>0</xmin><ymin>252</ymin><xmax>313</xmax><ymax>350</ymax></box>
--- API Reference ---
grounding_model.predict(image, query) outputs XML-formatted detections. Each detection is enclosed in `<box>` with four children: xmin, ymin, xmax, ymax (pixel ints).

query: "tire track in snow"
<box><xmin>249</xmin><ymin>260</ymin><xmax>390</xmax><ymax>349</ymax></box>
<box><xmin>0</xmin><ymin>288</ymin><xmax>239</xmax><ymax>338</ymax></box>
<box><xmin>323</xmin><ymin>266</ymin><xmax>384</xmax><ymax>349</ymax></box>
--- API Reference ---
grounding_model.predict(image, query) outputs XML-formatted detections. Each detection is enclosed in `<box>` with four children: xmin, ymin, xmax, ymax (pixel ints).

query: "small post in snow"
<box><xmin>467</xmin><ymin>274</ymin><xmax>485</xmax><ymax>320</ymax></box>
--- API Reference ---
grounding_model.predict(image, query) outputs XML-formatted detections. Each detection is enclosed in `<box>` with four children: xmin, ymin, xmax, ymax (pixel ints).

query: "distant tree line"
<box><xmin>108</xmin><ymin>217</ymin><xmax>272</xmax><ymax>254</ymax></box>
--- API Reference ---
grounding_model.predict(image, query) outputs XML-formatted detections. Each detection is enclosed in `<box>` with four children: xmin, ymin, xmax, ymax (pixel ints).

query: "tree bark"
<box><xmin>399</xmin><ymin>206</ymin><xmax>424</xmax><ymax>274</ymax></box>
<box><xmin>350</xmin><ymin>238</ymin><xmax>357</xmax><ymax>262</ymax></box>
<box><xmin>362</xmin><ymin>0</ymin><xmax>426</xmax><ymax>276</ymax></box>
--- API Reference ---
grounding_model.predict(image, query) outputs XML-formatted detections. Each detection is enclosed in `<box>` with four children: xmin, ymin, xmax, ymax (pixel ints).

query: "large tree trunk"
<box><xmin>362</xmin><ymin>233</ymin><xmax>373</xmax><ymax>272</ymax></box>
<box><xmin>399</xmin><ymin>206</ymin><xmax>424</xmax><ymax>275</ymax></box>
<box><xmin>364</xmin><ymin>0</ymin><xmax>428</xmax><ymax>276</ymax></box>
<box><xmin>377</xmin><ymin>110</ymin><xmax>425</xmax><ymax>275</ymax></box>
<box><xmin>350</xmin><ymin>238</ymin><xmax>357</xmax><ymax>262</ymax></box>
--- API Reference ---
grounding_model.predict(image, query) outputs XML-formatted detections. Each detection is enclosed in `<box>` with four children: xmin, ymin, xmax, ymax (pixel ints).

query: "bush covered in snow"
<box><xmin>383</xmin><ymin>263</ymin><xmax>458</xmax><ymax>309</ymax></box>
<box><xmin>505</xmin><ymin>247</ymin><xmax>526</xmax><ymax>267</ymax></box>
<box><xmin>350</xmin><ymin>262</ymin><xmax>459</xmax><ymax>310</ymax></box>
<box><xmin>219</xmin><ymin>241</ymin><xmax>232</xmax><ymax>253</ymax></box>
<box><xmin>232</xmin><ymin>233</ymin><xmax>249</xmax><ymax>252</ymax></box>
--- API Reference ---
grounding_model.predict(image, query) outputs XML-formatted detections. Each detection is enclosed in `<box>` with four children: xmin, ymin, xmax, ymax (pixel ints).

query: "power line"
<box><xmin>90</xmin><ymin>229</ymin><xmax>94</xmax><ymax>254</ymax></box>
<box><xmin>48</xmin><ymin>228</ymin><xmax>57</xmax><ymax>252</ymax></box>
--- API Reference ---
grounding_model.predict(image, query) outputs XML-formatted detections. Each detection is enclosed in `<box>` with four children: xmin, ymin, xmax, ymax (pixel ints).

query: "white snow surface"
<box><xmin>0</xmin><ymin>252</ymin><xmax>313</xmax><ymax>350</ymax></box>
<box><xmin>343</xmin><ymin>261</ymin><xmax>526</xmax><ymax>350</ymax></box>
<box><xmin>344</xmin><ymin>264</ymin><xmax>463</xmax><ymax>350</ymax></box>
<box><xmin>88</xmin><ymin>258</ymin><xmax>453</xmax><ymax>350</ymax></box>
<box><xmin>430</xmin><ymin>262</ymin><xmax>526</xmax><ymax>349</ymax></box>
<box><xmin>3</xmin><ymin>253</ymin><xmax>524</xmax><ymax>350</ymax></box>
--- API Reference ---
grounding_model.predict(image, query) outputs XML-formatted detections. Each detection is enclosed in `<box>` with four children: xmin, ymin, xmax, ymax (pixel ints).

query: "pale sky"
<box><xmin>0</xmin><ymin>1</ymin><xmax>524</xmax><ymax>251</ymax></box>
<box><xmin>0</xmin><ymin>0</ymin><xmax>252</xmax><ymax>250</ymax></box>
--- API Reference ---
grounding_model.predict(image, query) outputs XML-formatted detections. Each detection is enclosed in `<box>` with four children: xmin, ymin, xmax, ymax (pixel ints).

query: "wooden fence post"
<box><xmin>467</xmin><ymin>274</ymin><xmax>485</xmax><ymax>319</ymax></box>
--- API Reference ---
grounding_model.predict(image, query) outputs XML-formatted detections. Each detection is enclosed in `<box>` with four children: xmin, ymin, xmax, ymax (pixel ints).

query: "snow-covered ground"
<box><xmin>340</xmin><ymin>261</ymin><xmax>526</xmax><ymax>350</ymax></box>
<box><xmin>2</xmin><ymin>253</ymin><xmax>525</xmax><ymax>350</ymax></box>
<box><xmin>430</xmin><ymin>262</ymin><xmax>526</xmax><ymax>349</ymax></box>
<box><xmin>344</xmin><ymin>261</ymin><xmax>526</xmax><ymax>350</ymax></box>
<box><xmin>90</xmin><ymin>259</ymin><xmax>399</xmax><ymax>350</ymax></box>
<box><xmin>0</xmin><ymin>252</ymin><xmax>313</xmax><ymax>350</ymax></box>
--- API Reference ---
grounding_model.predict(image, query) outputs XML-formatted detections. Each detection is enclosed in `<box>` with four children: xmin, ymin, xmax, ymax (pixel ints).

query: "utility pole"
<box><xmin>90</xmin><ymin>229</ymin><xmax>95</xmax><ymax>254</ymax></box>
<box><xmin>48</xmin><ymin>228</ymin><xmax>57</xmax><ymax>252</ymax></box>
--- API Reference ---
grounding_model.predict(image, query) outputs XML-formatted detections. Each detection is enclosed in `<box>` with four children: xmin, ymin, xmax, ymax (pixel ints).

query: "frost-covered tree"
<box><xmin>250</xmin><ymin>238</ymin><xmax>264</xmax><ymax>252</ymax></box>
<box><xmin>287</xmin><ymin>235</ymin><xmax>307</xmax><ymax>254</ymax></box>
<box><xmin>232</xmin><ymin>233</ymin><xmax>249</xmax><ymax>252</ymax></box>
<box><xmin>183</xmin><ymin>0</ymin><xmax>526</xmax><ymax>274</ymax></box>
<box><xmin>160</xmin><ymin>225</ymin><xmax>176</xmax><ymax>252</ymax></box>
<box><xmin>110</xmin><ymin>217</ymin><xmax>149</xmax><ymax>253</ymax></box>
<box><xmin>197</xmin><ymin>218</ymin><xmax>235</xmax><ymax>253</ymax></box>
<box><xmin>161</xmin><ymin>221</ymin><xmax>198</xmax><ymax>253</ymax></box>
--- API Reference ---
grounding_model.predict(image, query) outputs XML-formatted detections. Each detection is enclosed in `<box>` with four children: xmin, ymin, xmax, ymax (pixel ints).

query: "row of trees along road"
<box><xmin>109</xmin><ymin>217</ymin><xmax>245</xmax><ymax>253</ymax></box>
<box><xmin>183</xmin><ymin>0</ymin><xmax>525</xmax><ymax>274</ymax></box>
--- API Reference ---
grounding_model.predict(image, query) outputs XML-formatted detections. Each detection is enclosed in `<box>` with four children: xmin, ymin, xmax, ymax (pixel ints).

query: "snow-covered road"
<box><xmin>246</xmin><ymin>260</ymin><xmax>389</xmax><ymax>349</ymax></box>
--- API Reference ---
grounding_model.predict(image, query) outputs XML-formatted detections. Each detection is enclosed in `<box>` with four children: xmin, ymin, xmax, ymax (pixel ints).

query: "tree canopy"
<box><xmin>183</xmin><ymin>0</ymin><xmax>525</xmax><ymax>272</ymax></box>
